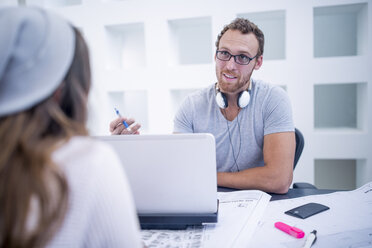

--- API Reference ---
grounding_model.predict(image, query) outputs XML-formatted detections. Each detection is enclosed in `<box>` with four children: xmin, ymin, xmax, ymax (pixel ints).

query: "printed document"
<box><xmin>141</xmin><ymin>190</ymin><xmax>271</xmax><ymax>248</ymax></box>
<box><xmin>250</xmin><ymin>182</ymin><xmax>372</xmax><ymax>248</ymax></box>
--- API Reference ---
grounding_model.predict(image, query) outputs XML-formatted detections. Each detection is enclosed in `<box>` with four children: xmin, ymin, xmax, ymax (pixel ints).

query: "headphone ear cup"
<box><xmin>237</xmin><ymin>90</ymin><xmax>251</xmax><ymax>108</ymax></box>
<box><xmin>216</xmin><ymin>91</ymin><xmax>228</xmax><ymax>109</ymax></box>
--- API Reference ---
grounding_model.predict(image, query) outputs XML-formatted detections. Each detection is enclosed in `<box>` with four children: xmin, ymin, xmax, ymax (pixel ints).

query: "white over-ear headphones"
<box><xmin>215</xmin><ymin>82</ymin><xmax>252</xmax><ymax>109</ymax></box>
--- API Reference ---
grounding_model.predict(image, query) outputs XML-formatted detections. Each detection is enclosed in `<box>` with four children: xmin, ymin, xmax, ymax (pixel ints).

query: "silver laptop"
<box><xmin>95</xmin><ymin>133</ymin><xmax>218</xmax><ymax>229</ymax></box>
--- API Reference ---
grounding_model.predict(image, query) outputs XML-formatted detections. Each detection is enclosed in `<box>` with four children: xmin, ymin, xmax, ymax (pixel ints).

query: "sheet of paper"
<box><xmin>282</xmin><ymin>227</ymin><xmax>372</xmax><ymax>248</ymax></box>
<box><xmin>141</xmin><ymin>190</ymin><xmax>271</xmax><ymax>248</ymax></box>
<box><xmin>250</xmin><ymin>182</ymin><xmax>372</xmax><ymax>248</ymax></box>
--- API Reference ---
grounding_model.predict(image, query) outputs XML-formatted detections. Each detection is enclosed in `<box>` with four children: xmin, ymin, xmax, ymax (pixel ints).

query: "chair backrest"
<box><xmin>294</xmin><ymin>128</ymin><xmax>304</xmax><ymax>170</ymax></box>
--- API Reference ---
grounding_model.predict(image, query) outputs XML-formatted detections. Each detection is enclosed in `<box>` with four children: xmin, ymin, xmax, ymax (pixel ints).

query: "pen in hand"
<box><xmin>114</xmin><ymin>108</ymin><xmax>131</xmax><ymax>132</ymax></box>
<box><xmin>303</xmin><ymin>230</ymin><xmax>317</xmax><ymax>248</ymax></box>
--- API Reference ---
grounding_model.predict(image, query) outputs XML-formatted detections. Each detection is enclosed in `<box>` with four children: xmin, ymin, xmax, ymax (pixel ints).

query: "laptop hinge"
<box><xmin>139</xmin><ymin>200</ymin><xmax>219</xmax><ymax>230</ymax></box>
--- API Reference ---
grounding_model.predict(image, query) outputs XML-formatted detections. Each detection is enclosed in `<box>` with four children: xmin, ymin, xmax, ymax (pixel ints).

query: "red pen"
<box><xmin>274</xmin><ymin>222</ymin><xmax>304</xmax><ymax>238</ymax></box>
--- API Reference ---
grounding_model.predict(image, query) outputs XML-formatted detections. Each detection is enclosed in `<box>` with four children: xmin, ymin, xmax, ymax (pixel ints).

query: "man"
<box><xmin>110</xmin><ymin>18</ymin><xmax>295</xmax><ymax>194</ymax></box>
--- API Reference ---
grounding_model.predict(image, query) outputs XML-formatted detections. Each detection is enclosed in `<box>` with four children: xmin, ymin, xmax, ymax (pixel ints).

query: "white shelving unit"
<box><xmin>3</xmin><ymin>0</ymin><xmax>371</xmax><ymax>189</ymax></box>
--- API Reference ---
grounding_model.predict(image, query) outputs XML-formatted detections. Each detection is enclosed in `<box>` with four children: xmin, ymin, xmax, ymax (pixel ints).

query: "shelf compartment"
<box><xmin>314</xmin><ymin>3</ymin><xmax>368</xmax><ymax>58</ymax></box>
<box><xmin>168</xmin><ymin>17</ymin><xmax>212</xmax><ymax>65</ymax></box>
<box><xmin>105</xmin><ymin>22</ymin><xmax>146</xmax><ymax>70</ymax></box>
<box><xmin>314</xmin><ymin>159</ymin><xmax>367</xmax><ymax>190</ymax></box>
<box><xmin>314</xmin><ymin>82</ymin><xmax>367</xmax><ymax>129</ymax></box>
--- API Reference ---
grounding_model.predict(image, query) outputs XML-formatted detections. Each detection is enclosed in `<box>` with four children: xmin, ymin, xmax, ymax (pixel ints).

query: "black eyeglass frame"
<box><xmin>215</xmin><ymin>50</ymin><xmax>258</xmax><ymax>65</ymax></box>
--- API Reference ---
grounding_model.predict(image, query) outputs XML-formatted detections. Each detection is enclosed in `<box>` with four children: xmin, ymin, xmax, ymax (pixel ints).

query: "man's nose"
<box><xmin>225</xmin><ymin>56</ymin><xmax>237</xmax><ymax>70</ymax></box>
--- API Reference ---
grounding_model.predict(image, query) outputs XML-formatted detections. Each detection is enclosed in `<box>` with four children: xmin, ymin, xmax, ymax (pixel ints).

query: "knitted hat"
<box><xmin>0</xmin><ymin>6</ymin><xmax>75</xmax><ymax>117</ymax></box>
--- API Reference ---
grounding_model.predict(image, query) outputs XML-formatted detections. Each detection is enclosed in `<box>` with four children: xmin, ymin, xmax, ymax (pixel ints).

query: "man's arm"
<box><xmin>217</xmin><ymin>131</ymin><xmax>295</xmax><ymax>194</ymax></box>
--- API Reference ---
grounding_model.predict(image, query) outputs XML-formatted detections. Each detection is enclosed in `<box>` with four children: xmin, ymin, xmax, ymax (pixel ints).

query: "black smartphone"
<box><xmin>285</xmin><ymin>202</ymin><xmax>330</xmax><ymax>219</ymax></box>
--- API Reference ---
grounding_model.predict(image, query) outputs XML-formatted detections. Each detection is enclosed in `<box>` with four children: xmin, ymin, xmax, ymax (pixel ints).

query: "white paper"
<box><xmin>283</xmin><ymin>227</ymin><xmax>372</xmax><ymax>248</ymax></box>
<box><xmin>141</xmin><ymin>190</ymin><xmax>271</xmax><ymax>248</ymax></box>
<box><xmin>250</xmin><ymin>182</ymin><xmax>372</xmax><ymax>248</ymax></box>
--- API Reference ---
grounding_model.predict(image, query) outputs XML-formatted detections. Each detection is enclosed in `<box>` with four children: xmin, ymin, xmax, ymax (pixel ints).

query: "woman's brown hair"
<box><xmin>0</xmin><ymin>27</ymin><xmax>91</xmax><ymax>248</ymax></box>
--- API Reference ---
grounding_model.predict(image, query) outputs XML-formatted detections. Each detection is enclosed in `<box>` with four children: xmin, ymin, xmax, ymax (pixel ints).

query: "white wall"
<box><xmin>3</xmin><ymin>0</ymin><xmax>371</xmax><ymax>189</ymax></box>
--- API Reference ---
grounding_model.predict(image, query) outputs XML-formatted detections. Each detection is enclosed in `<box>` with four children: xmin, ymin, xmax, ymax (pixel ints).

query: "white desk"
<box><xmin>140</xmin><ymin>182</ymin><xmax>372</xmax><ymax>247</ymax></box>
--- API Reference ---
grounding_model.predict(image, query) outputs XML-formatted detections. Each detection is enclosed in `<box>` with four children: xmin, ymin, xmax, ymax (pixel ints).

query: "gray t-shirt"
<box><xmin>173</xmin><ymin>79</ymin><xmax>294</xmax><ymax>172</ymax></box>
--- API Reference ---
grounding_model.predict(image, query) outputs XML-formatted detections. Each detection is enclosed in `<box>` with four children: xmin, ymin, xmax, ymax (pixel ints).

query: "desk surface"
<box><xmin>218</xmin><ymin>187</ymin><xmax>337</xmax><ymax>201</ymax></box>
<box><xmin>269</xmin><ymin>188</ymin><xmax>336</xmax><ymax>201</ymax></box>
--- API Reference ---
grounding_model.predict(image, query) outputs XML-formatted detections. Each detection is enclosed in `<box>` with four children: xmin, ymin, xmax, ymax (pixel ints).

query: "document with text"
<box><xmin>141</xmin><ymin>190</ymin><xmax>271</xmax><ymax>248</ymax></box>
<box><xmin>250</xmin><ymin>182</ymin><xmax>372</xmax><ymax>248</ymax></box>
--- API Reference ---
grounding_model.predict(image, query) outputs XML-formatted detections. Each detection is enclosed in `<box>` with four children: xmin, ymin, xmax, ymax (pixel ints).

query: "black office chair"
<box><xmin>294</xmin><ymin>128</ymin><xmax>304</xmax><ymax>170</ymax></box>
<box><xmin>292</xmin><ymin>128</ymin><xmax>317</xmax><ymax>189</ymax></box>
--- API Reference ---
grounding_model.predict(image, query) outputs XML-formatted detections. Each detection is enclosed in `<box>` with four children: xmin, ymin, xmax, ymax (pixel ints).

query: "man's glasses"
<box><xmin>216</xmin><ymin>50</ymin><xmax>257</xmax><ymax>65</ymax></box>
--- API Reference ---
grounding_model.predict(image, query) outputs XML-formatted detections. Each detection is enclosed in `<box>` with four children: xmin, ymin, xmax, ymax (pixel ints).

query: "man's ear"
<box><xmin>254</xmin><ymin>55</ymin><xmax>263</xmax><ymax>70</ymax></box>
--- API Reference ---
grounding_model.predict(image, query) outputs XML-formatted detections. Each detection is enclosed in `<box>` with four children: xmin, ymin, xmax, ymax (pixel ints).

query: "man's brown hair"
<box><xmin>215</xmin><ymin>18</ymin><xmax>265</xmax><ymax>57</ymax></box>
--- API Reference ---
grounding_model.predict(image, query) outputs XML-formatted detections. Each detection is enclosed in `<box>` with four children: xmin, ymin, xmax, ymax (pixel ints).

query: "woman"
<box><xmin>0</xmin><ymin>7</ymin><xmax>142</xmax><ymax>248</ymax></box>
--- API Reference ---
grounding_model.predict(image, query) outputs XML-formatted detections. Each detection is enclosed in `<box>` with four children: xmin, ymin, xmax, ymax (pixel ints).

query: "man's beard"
<box><xmin>217</xmin><ymin>65</ymin><xmax>255</xmax><ymax>94</ymax></box>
